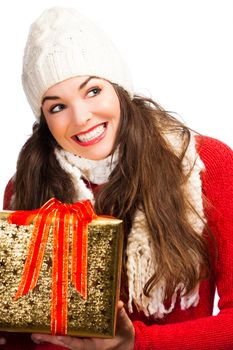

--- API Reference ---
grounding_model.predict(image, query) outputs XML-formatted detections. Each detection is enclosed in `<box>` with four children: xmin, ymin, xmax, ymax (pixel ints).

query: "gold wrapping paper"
<box><xmin>0</xmin><ymin>210</ymin><xmax>123</xmax><ymax>337</ymax></box>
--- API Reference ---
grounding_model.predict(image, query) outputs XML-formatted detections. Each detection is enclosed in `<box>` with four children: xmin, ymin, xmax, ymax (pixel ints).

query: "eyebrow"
<box><xmin>41</xmin><ymin>76</ymin><xmax>98</xmax><ymax>105</ymax></box>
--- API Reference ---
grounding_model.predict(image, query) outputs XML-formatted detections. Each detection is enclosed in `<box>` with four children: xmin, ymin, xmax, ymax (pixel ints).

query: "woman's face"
<box><xmin>42</xmin><ymin>76</ymin><xmax>121</xmax><ymax>160</ymax></box>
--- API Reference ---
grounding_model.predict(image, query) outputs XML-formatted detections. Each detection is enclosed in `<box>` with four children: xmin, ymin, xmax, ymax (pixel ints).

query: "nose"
<box><xmin>70</xmin><ymin>101</ymin><xmax>92</xmax><ymax>127</ymax></box>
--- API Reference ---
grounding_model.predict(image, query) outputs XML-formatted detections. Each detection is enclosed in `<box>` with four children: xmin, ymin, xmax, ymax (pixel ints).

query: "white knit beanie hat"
<box><xmin>22</xmin><ymin>7</ymin><xmax>134</xmax><ymax>118</ymax></box>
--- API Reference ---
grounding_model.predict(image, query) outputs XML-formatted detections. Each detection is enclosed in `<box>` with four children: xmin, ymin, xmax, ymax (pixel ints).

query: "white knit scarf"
<box><xmin>55</xmin><ymin>131</ymin><xmax>205</xmax><ymax>318</ymax></box>
<box><xmin>54</xmin><ymin>148</ymin><xmax>118</xmax><ymax>203</ymax></box>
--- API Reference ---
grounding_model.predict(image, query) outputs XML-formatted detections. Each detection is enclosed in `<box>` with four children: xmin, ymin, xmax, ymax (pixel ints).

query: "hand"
<box><xmin>0</xmin><ymin>337</ymin><xmax>6</xmax><ymax>345</ymax></box>
<box><xmin>31</xmin><ymin>301</ymin><xmax>134</xmax><ymax>350</ymax></box>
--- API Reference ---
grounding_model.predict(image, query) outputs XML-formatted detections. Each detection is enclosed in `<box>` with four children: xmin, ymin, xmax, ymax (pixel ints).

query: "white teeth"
<box><xmin>77</xmin><ymin>124</ymin><xmax>105</xmax><ymax>142</ymax></box>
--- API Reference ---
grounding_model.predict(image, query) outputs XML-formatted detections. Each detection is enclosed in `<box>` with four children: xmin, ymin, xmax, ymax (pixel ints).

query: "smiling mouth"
<box><xmin>71</xmin><ymin>122</ymin><xmax>107</xmax><ymax>146</ymax></box>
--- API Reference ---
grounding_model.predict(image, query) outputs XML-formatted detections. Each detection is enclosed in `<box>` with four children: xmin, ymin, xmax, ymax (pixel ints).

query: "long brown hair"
<box><xmin>13</xmin><ymin>85</ymin><xmax>211</xmax><ymax>300</ymax></box>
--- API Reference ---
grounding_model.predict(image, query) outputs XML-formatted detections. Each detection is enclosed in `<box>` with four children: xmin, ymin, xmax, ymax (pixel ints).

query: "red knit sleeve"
<box><xmin>3</xmin><ymin>178</ymin><xmax>14</xmax><ymax>210</ymax></box>
<box><xmin>133</xmin><ymin>136</ymin><xmax>233</xmax><ymax>350</ymax></box>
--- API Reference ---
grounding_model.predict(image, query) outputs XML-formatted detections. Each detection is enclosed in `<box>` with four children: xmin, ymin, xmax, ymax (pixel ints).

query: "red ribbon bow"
<box><xmin>8</xmin><ymin>198</ymin><xmax>97</xmax><ymax>335</ymax></box>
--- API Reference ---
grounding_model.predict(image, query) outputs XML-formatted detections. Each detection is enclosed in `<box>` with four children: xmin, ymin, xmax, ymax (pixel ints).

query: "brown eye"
<box><xmin>50</xmin><ymin>104</ymin><xmax>66</xmax><ymax>113</ymax></box>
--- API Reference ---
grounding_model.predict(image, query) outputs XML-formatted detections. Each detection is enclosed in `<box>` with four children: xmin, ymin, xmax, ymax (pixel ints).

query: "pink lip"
<box><xmin>71</xmin><ymin>122</ymin><xmax>107</xmax><ymax>147</ymax></box>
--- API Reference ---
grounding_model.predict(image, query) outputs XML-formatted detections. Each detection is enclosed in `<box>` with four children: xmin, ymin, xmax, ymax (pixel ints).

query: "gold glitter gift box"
<box><xmin>0</xmin><ymin>199</ymin><xmax>123</xmax><ymax>337</ymax></box>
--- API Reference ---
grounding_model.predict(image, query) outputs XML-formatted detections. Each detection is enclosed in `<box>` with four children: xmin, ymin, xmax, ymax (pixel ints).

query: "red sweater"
<box><xmin>1</xmin><ymin>136</ymin><xmax>233</xmax><ymax>350</ymax></box>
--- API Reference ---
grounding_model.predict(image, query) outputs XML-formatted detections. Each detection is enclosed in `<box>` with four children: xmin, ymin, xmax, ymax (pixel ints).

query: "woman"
<box><xmin>1</xmin><ymin>6</ymin><xmax>233</xmax><ymax>350</ymax></box>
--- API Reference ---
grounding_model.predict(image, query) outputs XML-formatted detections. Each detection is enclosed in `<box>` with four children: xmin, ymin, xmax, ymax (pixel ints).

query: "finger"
<box><xmin>57</xmin><ymin>336</ymin><xmax>94</xmax><ymax>350</ymax></box>
<box><xmin>116</xmin><ymin>301</ymin><xmax>135</xmax><ymax>338</ymax></box>
<box><xmin>117</xmin><ymin>300</ymin><xmax>124</xmax><ymax>310</ymax></box>
<box><xmin>32</xmin><ymin>333</ymin><xmax>91</xmax><ymax>350</ymax></box>
<box><xmin>117</xmin><ymin>303</ymin><xmax>131</xmax><ymax>329</ymax></box>
<box><xmin>0</xmin><ymin>337</ymin><xmax>6</xmax><ymax>345</ymax></box>
<box><xmin>31</xmin><ymin>333</ymin><xmax>64</xmax><ymax>346</ymax></box>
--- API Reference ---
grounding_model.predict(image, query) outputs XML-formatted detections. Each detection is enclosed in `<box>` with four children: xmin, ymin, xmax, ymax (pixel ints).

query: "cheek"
<box><xmin>45</xmin><ymin>118</ymin><xmax>66</xmax><ymax>138</ymax></box>
<box><xmin>99</xmin><ymin>95</ymin><xmax>120</xmax><ymax>119</ymax></box>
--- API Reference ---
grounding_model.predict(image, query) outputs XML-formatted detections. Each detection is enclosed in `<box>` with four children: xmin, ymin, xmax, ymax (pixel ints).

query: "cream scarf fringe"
<box><xmin>126</xmin><ymin>132</ymin><xmax>205</xmax><ymax>317</ymax></box>
<box><xmin>55</xmin><ymin>132</ymin><xmax>205</xmax><ymax>318</ymax></box>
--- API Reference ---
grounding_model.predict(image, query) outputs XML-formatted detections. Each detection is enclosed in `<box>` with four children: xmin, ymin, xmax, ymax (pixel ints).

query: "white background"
<box><xmin>1</xmin><ymin>0</ymin><xmax>232</xmax><ymax>315</ymax></box>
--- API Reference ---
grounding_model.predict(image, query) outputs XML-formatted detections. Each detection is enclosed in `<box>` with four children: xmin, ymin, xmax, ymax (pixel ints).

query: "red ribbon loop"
<box><xmin>8</xmin><ymin>198</ymin><xmax>97</xmax><ymax>335</ymax></box>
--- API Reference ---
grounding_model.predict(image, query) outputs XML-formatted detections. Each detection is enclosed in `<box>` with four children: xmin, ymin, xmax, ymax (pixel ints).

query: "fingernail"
<box><xmin>56</xmin><ymin>336</ymin><xmax>64</xmax><ymax>342</ymax></box>
<box><xmin>0</xmin><ymin>338</ymin><xmax>6</xmax><ymax>345</ymax></box>
<box><xmin>31</xmin><ymin>335</ymin><xmax>41</xmax><ymax>344</ymax></box>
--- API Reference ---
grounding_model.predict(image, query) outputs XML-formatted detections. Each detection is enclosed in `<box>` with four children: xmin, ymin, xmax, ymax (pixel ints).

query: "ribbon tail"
<box><xmin>51</xmin><ymin>207</ymin><xmax>70</xmax><ymax>335</ymax></box>
<box><xmin>81</xmin><ymin>221</ymin><xmax>88</xmax><ymax>299</ymax></box>
<box><xmin>71</xmin><ymin>213</ymin><xmax>78</xmax><ymax>288</ymax></box>
<box><xmin>71</xmin><ymin>214</ymin><xmax>88</xmax><ymax>299</ymax></box>
<box><xmin>15</xmin><ymin>203</ymin><xmax>55</xmax><ymax>299</ymax></box>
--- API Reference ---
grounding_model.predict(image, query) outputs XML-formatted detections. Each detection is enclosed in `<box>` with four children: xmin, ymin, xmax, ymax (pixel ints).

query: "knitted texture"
<box><xmin>54</xmin><ymin>148</ymin><xmax>118</xmax><ymax>202</ymax></box>
<box><xmin>132</xmin><ymin>136</ymin><xmax>233</xmax><ymax>349</ymax></box>
<box><xmin>126</xmin><ymin>132</ymin><xmax>205</xmax><ymax>317</ymax></box>
<box><xmin>4</xmin><ymin>132</ymin><xmax>205</xmax><ymax>318</ymax></box>
<box><xmin>42</xmin><ymin>132</ymin><xmax>205</xmax><ymax>318</ymax></box>
<box><xmin>22</xmin><ymin>7</ymin><xmax>133</xmax><ymax>118</ymax></box>
<box><xmin>55</xmin><ymin>148</ymin><xmax>118</xmax><ymax>185</ymax></box>
<box><xmin>3</xmin><ymin>136</ymin><xmax>233</xmax><ymax>349</ymax></box>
